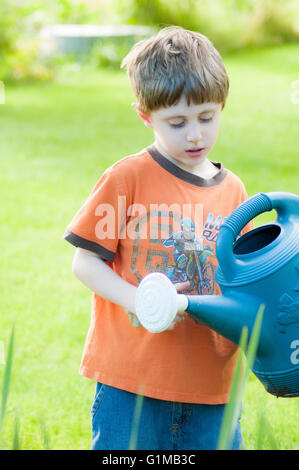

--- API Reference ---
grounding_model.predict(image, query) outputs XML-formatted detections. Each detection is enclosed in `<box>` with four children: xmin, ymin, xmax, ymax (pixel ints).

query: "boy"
<box><xmin>63</xmin><ymin>26</ymin><xmax>253</xmax><ymax>450</ymax></box>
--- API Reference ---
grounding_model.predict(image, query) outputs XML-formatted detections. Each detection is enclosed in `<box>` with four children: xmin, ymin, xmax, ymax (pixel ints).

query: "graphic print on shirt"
<box><xmin>129</xmin><ymin>209</ymin><xmax>227</xmax><ymax>296</ymax></box>
<box><xmin>162</xmin><ymin>217</ymin><xmax>215</xmax><ymax>295</ymax></box>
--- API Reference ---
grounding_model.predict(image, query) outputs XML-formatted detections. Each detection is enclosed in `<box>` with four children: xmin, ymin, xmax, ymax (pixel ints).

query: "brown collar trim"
<box><xmin>146</xmin><ymin>145</ymin><xmax>227</xmax><ymax>188</ymax></box>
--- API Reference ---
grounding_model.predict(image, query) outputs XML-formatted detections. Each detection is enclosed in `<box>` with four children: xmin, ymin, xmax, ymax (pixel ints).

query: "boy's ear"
<box><xmin>131</xmin><ymin>102</ymin><xmax>153</xmax><ymax>128</ymax></box>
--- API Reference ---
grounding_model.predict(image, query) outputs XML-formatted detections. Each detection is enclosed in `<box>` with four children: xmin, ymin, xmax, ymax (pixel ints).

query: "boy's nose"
<box><xmin>186</xmin><ymin>124</ymin><xmax>202</xmax><ymax>143</ymax></box>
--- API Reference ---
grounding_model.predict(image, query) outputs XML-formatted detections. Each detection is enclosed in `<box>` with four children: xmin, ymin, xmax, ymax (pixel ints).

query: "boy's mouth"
<box><xmin>185</xmin><ymin>147</ymin><xmax>204</xmax><ymax>157</ymax></box>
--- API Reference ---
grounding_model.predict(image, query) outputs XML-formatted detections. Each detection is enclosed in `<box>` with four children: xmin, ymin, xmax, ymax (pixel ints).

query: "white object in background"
<box><xmin>39</xmin><ymin>24</ymin><xmax>154</xmax><ymax>56</ymax></box>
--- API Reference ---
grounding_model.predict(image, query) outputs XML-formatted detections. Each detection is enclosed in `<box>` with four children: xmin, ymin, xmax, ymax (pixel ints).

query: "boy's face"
<box><xmin>138</xmin><ymin>96</ymin><xmax>222</xmax><ymax>171</ymax></box>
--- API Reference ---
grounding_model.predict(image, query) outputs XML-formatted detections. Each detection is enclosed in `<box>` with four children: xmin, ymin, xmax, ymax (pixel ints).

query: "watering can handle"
<box><xmin>221</xmin><ymin>192</ymin><xmax>273</xmax><ymax>240</ymax></box>
<box><xmin>216</xmin><ymin>191</ymin><xmax>299</xmax><ymax>279</ymax></box>
<box><xmin>216</xmin><ymin>192</ymin><xmax>276</xmax><ymax>280</ymax></box>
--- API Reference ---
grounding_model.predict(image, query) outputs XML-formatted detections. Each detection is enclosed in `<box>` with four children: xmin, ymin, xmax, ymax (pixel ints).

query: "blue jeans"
<box><xmin>91</xmin><ymin>382</ymin><xmax>243</xmax><ymax>450</ymax></box>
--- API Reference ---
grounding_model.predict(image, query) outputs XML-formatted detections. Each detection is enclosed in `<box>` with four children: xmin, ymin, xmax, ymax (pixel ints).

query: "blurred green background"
<box><xmin>1</xmin><ymin>0</ymin><xmax>299</xmax><ymax>80</ymax></box>
<box><xmin>0</xmin><ymin>0</ymin><xmax>298</xmax><ymax>450</ymax></box>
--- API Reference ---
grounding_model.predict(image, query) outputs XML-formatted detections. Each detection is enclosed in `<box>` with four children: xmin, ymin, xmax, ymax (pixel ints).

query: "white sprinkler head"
<box><xmin>135</xmin><ymin>272</ymin><xmax>187</xmax><ymax>333</ymax></box>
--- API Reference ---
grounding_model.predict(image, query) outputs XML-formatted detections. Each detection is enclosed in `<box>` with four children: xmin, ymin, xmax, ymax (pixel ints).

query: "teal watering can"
<box><xmin>135</xmin><ymin>192</ymin><xmax>299</xmax><ymax>398</ymax></box>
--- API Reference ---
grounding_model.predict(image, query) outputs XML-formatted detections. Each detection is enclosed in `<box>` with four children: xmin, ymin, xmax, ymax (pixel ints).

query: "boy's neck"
<box><xmin>153</xmin><ymin>141</ymin><xmax>219</xmax><ymax>179</ymax></box>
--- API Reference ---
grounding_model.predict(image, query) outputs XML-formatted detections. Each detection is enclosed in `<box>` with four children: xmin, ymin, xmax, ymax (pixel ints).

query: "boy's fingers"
<box><xmin>166</xmin><ymin>313</ymin><xmax>187</xmax><ymax>330</ymax></box>
<box><xmin>174</xmin><ymin>281</ymin><xmax>190</xmax><ymax>292</ymax></box>
<box><xmin>175</xmin><ymin>313</ymin><xmax>185</xmax><ymax>322</ymax></box>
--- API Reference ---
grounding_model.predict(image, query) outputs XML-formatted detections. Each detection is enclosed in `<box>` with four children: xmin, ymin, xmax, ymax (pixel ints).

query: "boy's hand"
<box><xmin>127</xmin><ymin>280</ymin><xmax>190</xmax><ymax>330</ymax></box>
<box><xmin>166</xmin><ymin>281</ymin><xmax>190</xmax><ymax>330</ymax></box>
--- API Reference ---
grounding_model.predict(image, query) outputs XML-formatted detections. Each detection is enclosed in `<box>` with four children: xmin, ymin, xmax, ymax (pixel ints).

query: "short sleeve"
<box><xmin>63</xmin><ymin>167</ymin><xmax>127</xmax><ymax>262</ymax></box>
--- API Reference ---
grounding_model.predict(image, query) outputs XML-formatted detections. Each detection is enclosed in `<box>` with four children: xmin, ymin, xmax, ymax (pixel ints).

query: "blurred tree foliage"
<box><xmin>0</xmin><ymin>0</ymin><xmax>298</xmax><ymax>81</ymax></box>
<box><xmin>0</xmin><ymin>0</ymin><xmax>100</xmax><ymax>81</ymax></box>
<box><xmin>117</xmin><ymin>0</ymin><xmax>299</xmax><ymax>53</ymax></box>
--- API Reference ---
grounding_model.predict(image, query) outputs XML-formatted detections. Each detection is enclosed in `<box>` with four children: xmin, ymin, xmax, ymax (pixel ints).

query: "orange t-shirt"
<box><xmin>63</xmin><ymin>145</ymin><xmax>253</xmax><ymax>404</ymax></box>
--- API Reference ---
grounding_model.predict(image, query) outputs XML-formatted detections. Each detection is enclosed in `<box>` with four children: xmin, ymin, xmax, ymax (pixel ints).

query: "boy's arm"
<box><xmin>72</xmin><ymin>248</ymin><xmax>188</xmax><ymax>329</ymax></box>
<box><xmin>72</xmin><ymin>248</ymin><xmax>137</xmax><ymax>314</ymax></box>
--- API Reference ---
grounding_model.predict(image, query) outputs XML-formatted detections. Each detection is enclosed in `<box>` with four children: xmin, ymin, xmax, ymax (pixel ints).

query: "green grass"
<box><xmin>0</xmin><ymin>43</ymin><xmax>299</xmax><ymax>449</ymax></box>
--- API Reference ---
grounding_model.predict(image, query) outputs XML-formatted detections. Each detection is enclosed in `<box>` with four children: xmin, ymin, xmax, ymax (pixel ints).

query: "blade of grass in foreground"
<box><xmin>254</xmin><ymin>396</ymin><xmax>279</xmax><ymax>450</ymax></box>
<box><xmin>242</xmin><ymin>305</ymin><xmax>264</xmax><ymax>383</ymax></box>
<box><xmin>0</xmin><ymin>326</ymin><xmax>15</xmax><ymax>445</ymax></box>
<box><xmin>128</xmin><ymin>393</ymin><xmax>144</xmax><ymax>450</ymax></box>
<box><xmin>217</xmin><ymin>305</ymin><xmax>264</xmax><ymax>450</ymax></box>
<box><xmin>217</xmin><ymin>325</ymin><xmax>248</xmax><ymax>450</ymax></box>
<box><xmin>39</xmin><ymin>418</ymin><xmax>52</xmax><ymax>450</ymax></box>
<box><xmin>12</xmin><ymin>410</ymin><xmax>20</xmax><ymax>450</ymax></box>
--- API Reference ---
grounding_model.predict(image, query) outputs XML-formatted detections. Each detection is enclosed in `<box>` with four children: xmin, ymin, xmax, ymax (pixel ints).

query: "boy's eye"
<box><xmin>169</xmin><ymin>116</ymin><xmax>214</xmax><ymax>127</ymax></box>
<box><xmin>169</xmin><ymin>121</ymin><xmax>185</xmax><ymax>128</ymax></box>
<box><xmin>200</xmin><ymin>116</ymin><xmax>213</xmax><ymax>122</ymax></box>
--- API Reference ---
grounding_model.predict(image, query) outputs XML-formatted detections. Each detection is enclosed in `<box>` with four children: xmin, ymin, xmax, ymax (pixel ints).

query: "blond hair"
<box><xmin>121</xmin><ymin>26</ymin><xmax>229</xmax><ymax>114</ymax></box>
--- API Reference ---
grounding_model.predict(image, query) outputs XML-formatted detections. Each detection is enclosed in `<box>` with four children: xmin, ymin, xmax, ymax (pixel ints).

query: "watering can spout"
<box><xmin>136</xmin><ymin>272</ymin><xmax>261</xmax><ymax>350</ymax></box>
<box><xmin>186</xmin><ymin>294</ymin><xmax>259</xmax><ymax>348</ymax></box>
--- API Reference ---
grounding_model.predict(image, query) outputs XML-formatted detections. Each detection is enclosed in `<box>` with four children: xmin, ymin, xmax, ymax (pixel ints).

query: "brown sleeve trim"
<box><xmin>63</xmin><ymin>231</ymin><xmax>115</xmax><ymax>262</ymax></box>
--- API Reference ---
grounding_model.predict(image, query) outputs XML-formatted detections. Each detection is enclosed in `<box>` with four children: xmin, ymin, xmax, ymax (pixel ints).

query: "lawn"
<box><xmin>0</xmin><ymin>43</ymin><xmax>298</xmax><ymax>450</ymax></box>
